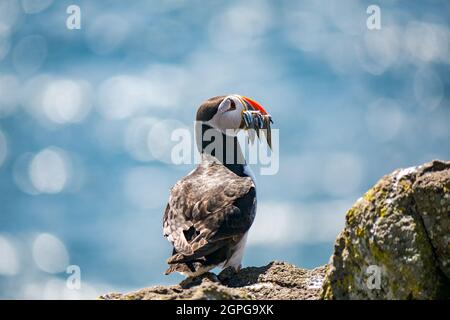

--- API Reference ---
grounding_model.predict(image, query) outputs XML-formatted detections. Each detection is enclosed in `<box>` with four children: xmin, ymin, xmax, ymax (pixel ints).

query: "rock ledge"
<box><xmin>100</xmin><ymin>261</ymin><xmax>327</xmax><ymax>300</ymax></box>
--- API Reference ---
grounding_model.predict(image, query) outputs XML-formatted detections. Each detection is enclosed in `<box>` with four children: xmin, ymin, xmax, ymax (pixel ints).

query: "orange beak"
<box><xmin>239</xmin><ymin>96</ymin><xmax>273</xmax><ymax>149</ymax></box>
<box><xmin>241</xmin><ymin>96</ymin><xmax>269</xmax><ymax>115</ymax></box>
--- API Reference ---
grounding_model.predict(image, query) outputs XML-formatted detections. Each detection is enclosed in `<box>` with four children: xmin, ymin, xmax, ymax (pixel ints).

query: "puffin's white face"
<box><xmin>208</xmin><ymin>95</ymin><xmax>246</xmax><ymax>135</ymax></box>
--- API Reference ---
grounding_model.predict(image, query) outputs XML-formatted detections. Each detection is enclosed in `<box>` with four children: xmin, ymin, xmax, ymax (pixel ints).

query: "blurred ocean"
<box><xmin>0</xmin><ymin>0</ymin><xmax>449</xmax><ymax>299</ymax></box>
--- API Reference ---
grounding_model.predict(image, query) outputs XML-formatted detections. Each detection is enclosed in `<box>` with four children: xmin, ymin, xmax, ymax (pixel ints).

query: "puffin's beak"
<box><xmin>239</xmin><ymin>96</ymin><xmax>273</xmax><ymax>149</ymax></box>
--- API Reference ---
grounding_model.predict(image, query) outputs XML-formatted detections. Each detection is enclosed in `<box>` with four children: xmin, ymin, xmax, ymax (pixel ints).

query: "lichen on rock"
<box><xmin>322</xmin><ymin>160</ymin><xmax>450</xmax><ymax>299</ymax></box>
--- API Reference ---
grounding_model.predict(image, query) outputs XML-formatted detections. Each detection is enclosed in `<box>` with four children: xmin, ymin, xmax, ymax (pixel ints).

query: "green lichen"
<box><xmin>399</xmin><ymin>180</ymin><xmax>412</xmax><ymax>193</ymax></box>
<box><xmin>369</xmin><ymin>241</ymin><xmax>391</xmax><ymax>268</ymax></box>
<box><xmin>356</xmin><ymin>227</ymin><xmax>364</xmax><ymax>237</ymax></box>
<box><xmin>379</xmin><ymin>207</ymin><xmax>387</xmax><ymax>218</ymax></box>
<box><xmin>363</xmin><ymin>188</ymin><xmax>376</xmax><ymax>202</ymax></box>
<box><xmin>346</xmin><ymin>206</ymin><xmax>358</xmax><ymax>225</ymax></box>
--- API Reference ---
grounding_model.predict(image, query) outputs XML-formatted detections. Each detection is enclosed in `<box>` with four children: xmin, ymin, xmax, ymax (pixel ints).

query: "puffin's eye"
<box><xmin>228</xmin><ymin>99</ymin><xmax>236</xmax><ymax>111</ymax></box>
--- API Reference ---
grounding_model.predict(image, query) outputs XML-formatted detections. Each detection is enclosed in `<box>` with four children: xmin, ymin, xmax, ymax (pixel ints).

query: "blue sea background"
<box><xmin>0</xmin><ymin>0</ymin><xmax>449</xmax><ymax>298</ymax></box>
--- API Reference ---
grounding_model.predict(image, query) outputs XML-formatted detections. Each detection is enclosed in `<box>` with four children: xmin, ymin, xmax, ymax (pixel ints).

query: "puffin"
<box><xmin>163</xmin><ymin>95</ymin><xmax>273</xmax><ymax>277</ymax></box>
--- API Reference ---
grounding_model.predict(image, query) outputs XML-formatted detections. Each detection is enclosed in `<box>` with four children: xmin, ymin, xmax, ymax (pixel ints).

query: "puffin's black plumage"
<box><xmin>163</xmin><ymin>154</ymin><xmax>256</xmax><ymax>276</ymax></box>
<box><xmin>163</xmin><ymin>95</ymin><xmax>270</xmax><ymax>277</ymax></box>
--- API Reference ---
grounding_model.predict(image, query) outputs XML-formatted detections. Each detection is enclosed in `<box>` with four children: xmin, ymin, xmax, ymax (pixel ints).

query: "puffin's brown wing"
<box><xmin>163</xmin><ymin>156</ymin><xmax>256</xmax><ymax>265</ymax></box>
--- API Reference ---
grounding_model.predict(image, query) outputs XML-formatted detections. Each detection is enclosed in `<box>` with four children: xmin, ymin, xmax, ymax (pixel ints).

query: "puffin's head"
<box><xmin>196</xmin><ymin>94</ymin><xmax>273</xmax><ymax>147</ymax></box>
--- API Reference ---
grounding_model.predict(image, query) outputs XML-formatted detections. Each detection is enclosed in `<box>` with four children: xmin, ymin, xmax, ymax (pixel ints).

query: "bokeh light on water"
<box><xmin>0</xmin><ymin>0</ymin><xmax>449</xmax><ymax>299</ymax></box>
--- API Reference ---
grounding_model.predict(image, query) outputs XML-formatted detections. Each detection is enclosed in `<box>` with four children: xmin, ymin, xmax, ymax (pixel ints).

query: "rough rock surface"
<box><xmin>100</xmin><ymin>261</ymin><xmax>327</xmax><ymax>300</ymax></box>
<box><xmin>322</xmin><ymin>160</ymin><xmax>450</xmax><ymax>299</ymax></box>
